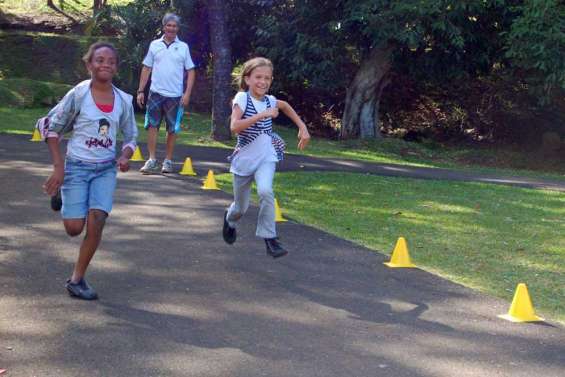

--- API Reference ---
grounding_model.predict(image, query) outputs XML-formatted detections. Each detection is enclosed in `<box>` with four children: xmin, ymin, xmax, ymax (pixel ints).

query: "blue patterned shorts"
<box><xmin>144</xmin><ymin>91</ymin><xmax>184</xmax><ymax>134</ymax></box>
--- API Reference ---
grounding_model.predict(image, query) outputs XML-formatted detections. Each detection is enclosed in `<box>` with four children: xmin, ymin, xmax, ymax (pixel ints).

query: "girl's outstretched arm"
<box><xmin>277</xmin><ymin>100</ymin><xmax>311</xmax><ymax>150</ymax></box>
<box><xmin>230</xmin><ymin>104</ymin><xmax>279</xmax><ymax>134</ymax></box>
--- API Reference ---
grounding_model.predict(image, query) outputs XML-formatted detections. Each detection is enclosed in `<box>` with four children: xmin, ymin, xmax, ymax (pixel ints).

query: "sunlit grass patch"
<box><xmin>1</xmin><ymin>106</ymin><xmax>564</xmax><ymax>181</ymax></box>
<box><xmin>216</xmin><ymin>171</ymin><xmax>565</xmax><ymax>323</ymax></box>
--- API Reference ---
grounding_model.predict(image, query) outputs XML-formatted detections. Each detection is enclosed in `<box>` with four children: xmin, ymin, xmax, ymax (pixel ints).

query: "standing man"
<box><xmin>137</xmin><ymin>13</ymin><xmax>196</xmax><ymax>174</ymax></box>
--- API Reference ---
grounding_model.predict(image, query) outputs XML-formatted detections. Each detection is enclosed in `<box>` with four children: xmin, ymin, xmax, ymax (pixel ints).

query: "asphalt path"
<box><xmin>0</xmin><ymin>134</ymin><xmax>564</xmax><ymax>377</ymax></box>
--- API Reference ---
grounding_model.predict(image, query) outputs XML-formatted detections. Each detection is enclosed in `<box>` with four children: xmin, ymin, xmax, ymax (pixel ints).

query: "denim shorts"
<box><xmin>61</xmin><ymin>157</ymin><xmax>117</xmax><ymax>219</ymax></box>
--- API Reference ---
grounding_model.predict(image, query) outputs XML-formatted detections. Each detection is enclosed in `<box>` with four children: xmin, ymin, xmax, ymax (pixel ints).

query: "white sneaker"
<box><xmin>140</xmin><ymin>159</ymin><xmax>159</xmax><ymax>174</ymax></box>
<box><xmin>161</xmin><ymin>159</ymin><xmax>174</xmax><ymax>174</ymax></box>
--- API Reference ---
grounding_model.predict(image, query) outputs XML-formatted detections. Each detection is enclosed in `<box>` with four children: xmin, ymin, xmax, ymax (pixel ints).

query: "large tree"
<box><xmin>206</xmin><ymin>0</ymin><xmax>232</xmax><ymax>140</ymax></box>
<box><xmin>93</xmin><ymin>0</ymin><xmax>108</xmax><ymax>16</ymax></box>
<box><xmin>256</xmin><ymin>0</ymin><xmax>511</xmax><ymax>139</ymax></box>
<box><xmin>46</xmin><ymin>0</ymin><xmax>79</xmax><ymax>23</ymax></box>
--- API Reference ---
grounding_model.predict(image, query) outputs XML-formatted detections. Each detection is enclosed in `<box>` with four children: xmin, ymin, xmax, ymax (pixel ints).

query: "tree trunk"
<box><xmin>207</xmin><ymin>0</ymin><xmax>233</xmax><ymax>141</ymax></box>
<box><xmin>46</xmin><ymin>0</ymin><xmax>79</xmax><ymax>24</ymax></box>
<box><xmin>93</xmin><ymin>0</ymin><xmax>106</xmax><ymax>17</ymax></box>
<box><xmin>340</xmin><ymin>46</ymin><xmax>392</xmax><ymax>139</ymax></box>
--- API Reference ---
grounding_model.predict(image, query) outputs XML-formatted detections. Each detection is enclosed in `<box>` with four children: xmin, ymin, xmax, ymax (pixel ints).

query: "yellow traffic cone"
<box><xmin>498</xmin><ymin>283</ymin><xmax>544</xmax><ymax>322</ymax></box>
<box><xmin>30</xmin><ymin>128</ymin><xmax>42</xmax><ymax>142</ymax></box>
<box><xmin>384</xmin><ymin>237</ymin><xmax>416</xmax><ymax>268</ymax></box>
<box><xmin>202</xmin><ymin>170</ymin><xmax>219</xmax><ymax>190</ymax></box>
<box><xmin>131</xmin><ymin>146</ymin><xmax>145</xmax><ymax>161</ymax></box>
<box><xmin>274</xmin><ymin>198</ymin><xmax>287</xmax><ymax>222</ymax></box>
<box><xmin>179</xmin><ymin>157</ymin><xmax>196</xmax><ymax>176</ymax></box>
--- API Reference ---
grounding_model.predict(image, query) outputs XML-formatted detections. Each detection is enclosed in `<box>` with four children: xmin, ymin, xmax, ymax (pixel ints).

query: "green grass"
<box><xmin>2</xmin><ymin>0</ymin><xmax>132</xmax><ymax>17</ymax></box>
<box><xmin>0</xmin><ymin>78</ymin><xmax>72</xmax><ymax>107</ymax></box>
<box><xmin>137</xmin><ymin>112</ymin><xmax>234</xmax><ymax>149</ymax></box>
<box><xmin>0</xmin><ymin>31</ymin><xmax>102</xmax><ymax>85</ymax></box>
<box><xmin>0</xmin><ymin>107</ymin><xmax>48</xmax><ymax>135</ymax></box>
<box><xmin>274</xmin><ymin>128</ymin><xmax>565</xmax><ymax>179</ymax></box>
<box><xmin>0</xmin><ymin>105</ymin><xmax>225</xmax><ymax>143</ymax></box>
<box><xmin>2</xmin><ymin>106</ymin><xmax>563</xmax><ymax>181</ymax></box>
<box><xmin>215</xmin><ymin>171</ymin><xmax>565</xmax><ymax>323</ymax></box>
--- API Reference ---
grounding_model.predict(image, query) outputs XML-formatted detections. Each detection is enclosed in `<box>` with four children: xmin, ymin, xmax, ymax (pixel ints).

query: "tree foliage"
<box><xmin>505</xmin><ymin>0</ymin><xmax>565</xmax><ymax>101</ymax></box>
<box><xmin>254</xmin><ymin>0</ymin><xmax>518</xmax><ymax>138</ymax></box>
<box><xmin>101</xmin><ymin>0</ymin><xmax>564</xmax><ymax>141</ymax></box>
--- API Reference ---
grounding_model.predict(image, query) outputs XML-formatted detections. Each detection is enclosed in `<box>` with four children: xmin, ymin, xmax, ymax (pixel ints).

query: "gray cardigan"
<box><xmin>47</xmin><ymin>80</ymin><xmax>138</xmax><ymax>151</ymax></box>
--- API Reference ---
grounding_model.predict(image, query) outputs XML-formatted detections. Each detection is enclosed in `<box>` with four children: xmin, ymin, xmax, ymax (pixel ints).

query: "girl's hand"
<box><xmin>261</xmin><ymin>107</ymin><xmax>279</xmax><ymax>120</ymax></box>
<box><xmin>43</xmin><ymin>165</ymin><xmax>64</xmax><ymax>196</ymax></box>
<box><xmin>117</xmin><ymin>156</ymin><xmax>130</xmax><ymax>172</ymax></box>
<box><xmin>297</xmin><ymin>127</ymin><xmax>311</xmax><ymax>150</ymax></box>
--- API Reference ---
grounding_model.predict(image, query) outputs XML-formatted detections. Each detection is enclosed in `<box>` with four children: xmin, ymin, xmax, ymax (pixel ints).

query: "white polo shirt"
<box><xmin>142</xmin><ymin>36</ymin><xmax>195</xmax><ymax>98</ymax></box>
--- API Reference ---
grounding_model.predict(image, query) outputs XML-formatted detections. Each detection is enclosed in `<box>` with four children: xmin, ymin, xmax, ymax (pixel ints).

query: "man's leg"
<box><xmin>165</xmin><ymin>132</ymin><xmax>176</xmax><ymax>161</ymax></box>
<box><xmin>147</xmin><ymin>127</ymin><xmax>159</xmax><ymax>161</ymax></box>
<box><xmin>141</xmin><ymin>91</ymin><xmax>164</xmax><ymax>173</ymax></box>
<box><xmin>163</xmin><ymin>96</ymin><xmax>183</xmax><ymax>162</ymax></box>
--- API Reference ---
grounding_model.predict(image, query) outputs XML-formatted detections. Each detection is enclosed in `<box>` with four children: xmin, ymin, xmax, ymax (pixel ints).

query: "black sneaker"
<box><xmin>265</xmin><ymin>238</ymin><xmax>288</xmax><ymax>259</ymax></box>
<box><xmin>51</xmin><ymin>189</ymin><xmax>62</xmax><ymax>212</ymax></box>
<box><xmin>222</xmin><ymin>211</ymin><xmax>236</xmax><ymax>244</ymax></box>
<box><xmin>65</xmin><ymin>278</ymin><xmax>98</xmax><ymax>300</ymax></box>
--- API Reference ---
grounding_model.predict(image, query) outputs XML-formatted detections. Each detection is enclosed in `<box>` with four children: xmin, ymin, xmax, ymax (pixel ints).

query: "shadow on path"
<box><xmin>0</xmin><ymin>133</ymin><xmax>564</xmax><ymax>377</ymax></box>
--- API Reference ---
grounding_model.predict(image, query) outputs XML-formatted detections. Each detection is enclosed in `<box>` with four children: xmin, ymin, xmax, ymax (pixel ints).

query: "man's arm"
<box><xmin>182</xmin><ymin>69</ymin><xmax>196</xmax><ymax>107</ymax></box>
<box><xmin>136</xmin><ymin>65</ymin><xmax>152</xmax><ymax>107</ymax></box>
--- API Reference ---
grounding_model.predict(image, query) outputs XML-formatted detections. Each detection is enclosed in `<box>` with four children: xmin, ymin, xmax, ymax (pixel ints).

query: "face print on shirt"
<box><xmin>85</xmin><ymin>118</ymin><xmax>113</xmax><ymax>149</ymax></box>
<box><xmin>98</xmin><ymin>119</ymin><xmax>110</xmax><ymax>139</ymax></box>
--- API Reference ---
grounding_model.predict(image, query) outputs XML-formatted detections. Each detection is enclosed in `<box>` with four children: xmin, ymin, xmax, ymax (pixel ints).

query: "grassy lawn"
<box><xmin>0</xmin><ymin>105</ymin><xmax>230</xmax><ymax>146</ymax></box>
<box><xmin>215</xmin><ymin>172</ymin><xmax>565</xmax><ymax>323</ymax></box>
<box><xmin>2</xmin><ymin>0</ymin><xmax>132</xmax><ymax>16</ymax></box>
<box><xmin>0</xmin><ymin>79</ymin><xmax>72</xmax><ymax>107</ymax></box>
<box><xmin>2</xmin><ymin>106</ymin><xmax>563</xmax><ymax>181</ymax></box>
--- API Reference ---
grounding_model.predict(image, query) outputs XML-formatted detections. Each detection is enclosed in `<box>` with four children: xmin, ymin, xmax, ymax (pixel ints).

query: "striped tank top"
<box><xmin>228</xmin><ymin>92</ymin><xmax>286</xmax><ymax>162</ymax></box>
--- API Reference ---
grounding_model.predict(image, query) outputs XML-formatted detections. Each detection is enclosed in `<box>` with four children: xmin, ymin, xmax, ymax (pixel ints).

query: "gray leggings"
<box><xmin>226</xmin><ymin>161</ymin><xmax>276</xmax><ymax>239</ymax></box>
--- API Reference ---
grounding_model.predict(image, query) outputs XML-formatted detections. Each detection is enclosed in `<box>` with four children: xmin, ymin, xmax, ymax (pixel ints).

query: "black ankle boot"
<box><xmin>265</xmin><ymin>238</ymin><xmax>288</xmax><ymax>258</ymax></box>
